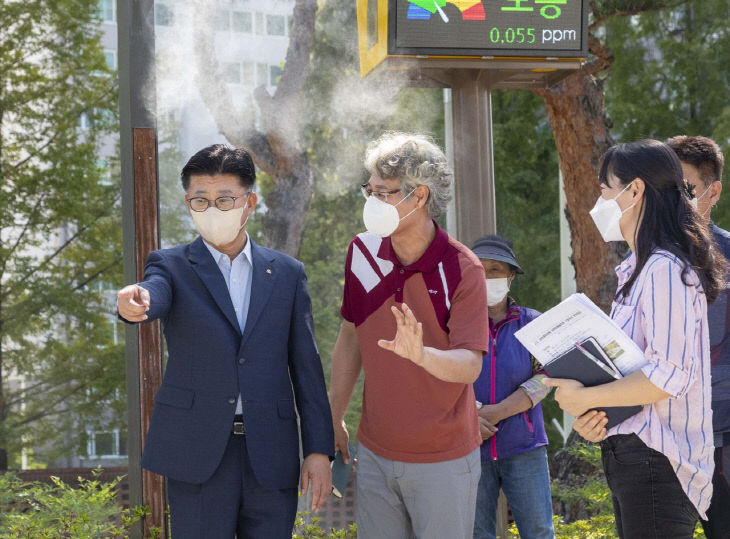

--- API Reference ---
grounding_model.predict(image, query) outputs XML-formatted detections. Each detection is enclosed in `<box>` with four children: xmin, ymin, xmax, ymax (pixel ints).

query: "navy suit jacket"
<box><xmin>126</xmin><ymin>236</ymin><xmax>334</xmax><ymax>488</ymax></box>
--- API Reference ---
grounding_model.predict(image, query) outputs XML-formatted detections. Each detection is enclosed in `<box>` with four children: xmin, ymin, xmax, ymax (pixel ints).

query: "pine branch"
<box><xmin>5</xmin><ymin>379</ymin><xmax>52</xmax><ymax>408</ymax></box>
<box><xmin>0</xmin><ymin>193</ymin><xmax>120</xmax><ymax>302</ymax></box>
<box><xmin>10</xmin><ymin>83</ymin><xmax>118</xmax><ymax>171</ymax></box>
<box><xmin>580</xmin><ymin>34</ymin><xmax>616</xmax><ymax>76</ymax></box>
<box><xmin>0</xmin><ymin>194</ymin><xmax>46</xmax><ymax>276</ymax></box>
<box><xmin>71</xmin><ymin>257</ymin><xmax>123</xmax><ymax>292</ymax></box>
<box><xmin>590</xmin><ymin>0</ymin><xmax>692</xmax><ymax>30</ymax></box>
<box><xmin>10</xmin><ymin>382</ymin><xmax>89</xmax><ymax>428</ymax></box>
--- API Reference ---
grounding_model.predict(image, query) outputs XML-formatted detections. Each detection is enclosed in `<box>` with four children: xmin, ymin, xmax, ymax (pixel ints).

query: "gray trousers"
<box><xmin>356</xmin><ymin>442</ymin><xmax>481</xmax><ymax>539</ymax></box>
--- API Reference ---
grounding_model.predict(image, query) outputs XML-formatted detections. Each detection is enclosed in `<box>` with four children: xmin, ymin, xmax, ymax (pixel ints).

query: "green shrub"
<box><xmin>0</xmin><ymin>470</ymin><xmax>150</xmax><ymax>538</ymax></box>
<box><xmin>529</xmin><ymin>443</ymin><xmax>707</xmax><ymax>539</ymax></box>
<box><xmin>293</xmin><ymin>512</ymin><xmax>357</xmax><ymax>538</ymax></box>
<box><xmin>0</xmin><ymin>472</ymin><xmax>358</xmax><ymax>538</ymax></box>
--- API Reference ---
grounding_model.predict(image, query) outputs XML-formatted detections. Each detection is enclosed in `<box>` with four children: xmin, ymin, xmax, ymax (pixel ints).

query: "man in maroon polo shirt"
<box><xmin>329</xmin><ymin>132</ymin><xmax>489</xmax><ymax>539</ymax></box>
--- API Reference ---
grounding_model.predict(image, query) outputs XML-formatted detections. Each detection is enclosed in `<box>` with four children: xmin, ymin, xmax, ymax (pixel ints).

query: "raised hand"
<box><xmin>117</xmin><ymin>284</ymin><xmax>150</xmax><ymax>322</ymax></box>
<box><xmin>378</xmin><ymin>303</ymin><xmax>425</xmax><ymax>366</ymax></box>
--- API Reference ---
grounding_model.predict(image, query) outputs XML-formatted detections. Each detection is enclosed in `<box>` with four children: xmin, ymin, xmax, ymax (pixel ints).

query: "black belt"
<box><xmin>232</xmin><ymin>415</ymin><xmax>245</xmax><ymax>435</ymax></box>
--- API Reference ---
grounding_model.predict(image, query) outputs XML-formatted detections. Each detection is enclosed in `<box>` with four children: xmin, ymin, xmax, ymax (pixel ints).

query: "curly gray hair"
<box><xmin>364</xmin><ymin>132</ymin><xmax>453</xmax><ymax>218</ymax></box>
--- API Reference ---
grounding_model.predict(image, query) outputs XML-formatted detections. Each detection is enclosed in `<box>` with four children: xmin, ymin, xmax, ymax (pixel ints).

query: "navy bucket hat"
<box><xmin>470</xmin><ymin>235</ymin><xmax>524</xmax><ymax>274</ymax></box>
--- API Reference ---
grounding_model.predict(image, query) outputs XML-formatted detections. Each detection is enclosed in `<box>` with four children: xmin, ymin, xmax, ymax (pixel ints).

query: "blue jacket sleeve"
<box><xmin>288</xmin><ymin>261</ymin><xmax>335</xmax><ymax>459</ymax></box>
<box><xmin>118</xmin><ymin>250</ymin><xmax>173</xmax><ymax>324</ymax></box>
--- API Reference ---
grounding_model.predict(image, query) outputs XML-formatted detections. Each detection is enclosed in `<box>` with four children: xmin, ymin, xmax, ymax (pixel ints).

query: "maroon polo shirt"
<box><xmin>341</xmin><ymin>223</ymin><xmax>488</xmax><ymax>462</ymax></box>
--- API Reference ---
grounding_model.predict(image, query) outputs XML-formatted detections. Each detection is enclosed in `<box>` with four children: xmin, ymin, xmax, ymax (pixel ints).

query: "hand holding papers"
<box><xmin>514</xmin><ymin>293</ymin><xmax>646</xmax><ymax>375</ymax></box>
<box><xmin>515</xmin><ymin>294</ymin><xmax>646</xmax><ymax>428</ymax></box>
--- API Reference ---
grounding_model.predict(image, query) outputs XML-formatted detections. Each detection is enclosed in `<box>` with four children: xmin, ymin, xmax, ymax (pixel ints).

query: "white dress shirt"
<box><xmin>203</xmin><ymin>234</ymin><xmax>253</xmax><ymax>415</ymax></box>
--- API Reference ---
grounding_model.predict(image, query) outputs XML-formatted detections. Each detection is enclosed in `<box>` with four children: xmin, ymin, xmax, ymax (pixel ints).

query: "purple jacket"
<box><xmin>473</xmin><ymin>304</ymin><xmax>548</xmax><ymax>461</ymax></box>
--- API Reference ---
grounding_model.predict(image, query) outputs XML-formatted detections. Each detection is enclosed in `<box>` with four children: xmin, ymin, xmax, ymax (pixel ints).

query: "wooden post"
<box><xmin>450</xmin><ymin>71</ymin><xmax>497</xmax><ymax>245</ymax></box>
<box><xmin>118</xmin><ymin>1</ymin><xmax>166</xmax><ymax>537</ymax></box>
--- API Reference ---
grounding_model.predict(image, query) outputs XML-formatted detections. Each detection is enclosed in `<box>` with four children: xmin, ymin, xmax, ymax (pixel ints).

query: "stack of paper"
<box><xmin>514</xmin><ymin>293</ymin><xmax>647</xmax><ymax>376</ymax></box>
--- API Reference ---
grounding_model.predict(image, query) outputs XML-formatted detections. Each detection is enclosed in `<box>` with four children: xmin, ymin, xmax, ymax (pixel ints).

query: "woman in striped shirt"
<box><xmin>544</xmin><ymin>140</ymin><xmax>727</xmax><ymax>538</ymax></box>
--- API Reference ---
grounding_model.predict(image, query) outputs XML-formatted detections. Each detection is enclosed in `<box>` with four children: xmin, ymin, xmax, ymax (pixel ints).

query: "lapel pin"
<box><xmin>266</xmin><ymin>268</ymin><xmax>272</xmax><ymax>274</ymax></box>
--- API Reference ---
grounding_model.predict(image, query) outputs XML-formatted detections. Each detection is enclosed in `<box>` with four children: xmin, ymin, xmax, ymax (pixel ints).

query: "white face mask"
<box><xmin>589</xmin><ymin>183</ymin><xmax>636</xmax><ymax>242</ymax></box>
<box><xmin>486</xmin><ymin>278</ymin><xmax>510</xmax><ymax>307</ymax></box>
<box><xmin>191</xmin><ymin>206</ymin><xmax>248</xmax><ymax>246</ymax></box>
<box><xmin>691</xmin><ymin>183</ymin><xmax>712</xmax><ymax>216</ymax></box>
<box><xmin>362</xmin><ymin>189</ymin><xmax>417</xmax><ymax>238</ymax></box>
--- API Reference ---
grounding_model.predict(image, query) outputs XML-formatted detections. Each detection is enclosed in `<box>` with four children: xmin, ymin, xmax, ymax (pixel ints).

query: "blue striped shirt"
<box><xmin>608</xmin><ymin>250</ymin><xmax>714</xmax><ymax>518</ymax></box>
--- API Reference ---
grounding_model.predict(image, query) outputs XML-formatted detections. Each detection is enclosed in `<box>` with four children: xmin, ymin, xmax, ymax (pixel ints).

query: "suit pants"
<box><xmin>167</xmin><ymin>433</ymin><xmax>298</xmax><ymax>538</ymax></box>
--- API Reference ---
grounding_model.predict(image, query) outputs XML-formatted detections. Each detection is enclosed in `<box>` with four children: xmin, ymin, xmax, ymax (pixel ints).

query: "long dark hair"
<box><xmin>599</xmin><ymin>139</ymin><xmax>727</xmax><ymax>304</ymax></box>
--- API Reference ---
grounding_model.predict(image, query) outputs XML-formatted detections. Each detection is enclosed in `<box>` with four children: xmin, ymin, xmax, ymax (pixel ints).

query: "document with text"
<box><xmin>514</xmin><ymin>293</ymin><xmax>647</xmax><ymax>376</ymax></box>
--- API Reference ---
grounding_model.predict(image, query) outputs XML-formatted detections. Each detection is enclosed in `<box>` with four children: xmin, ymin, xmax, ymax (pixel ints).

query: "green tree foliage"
<box><xmin>493</xmin><ymin>90</ymin><xmax>561</xmax><ymax>313</ymax></box>
<box><xmin>157</xmin><ymin>117</ymin><xmax>196</xmax><ymax>249</ymax></box>
<box><xmin>0</xmin><ymin>0</ymin><xmax>121</xmax><ymax>469</ymax></box>
<box><xmin>491</xmin><ymin>89</ymin><xmax>565</xmax><ymax>452</ymax></box>
<box><xmin>604</xmin><ymin>0</ymin><xmax>730</xmax><ymax>226</ymax></box>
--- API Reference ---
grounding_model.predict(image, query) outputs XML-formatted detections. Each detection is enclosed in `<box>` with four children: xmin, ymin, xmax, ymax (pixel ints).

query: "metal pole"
<box><xmin>443</xmin><ymin>88</ymin><xmax>457</xmax><ymax>236</ymax></box>
<box><xmin>118</xmin><ymin>1</ymin><xmax>165</xmax><ymax>536</ymax></box>
<box><xmin>558</xmin><ymin>169</ymin><xmax>576</xmax><ymax>442</ymax></box>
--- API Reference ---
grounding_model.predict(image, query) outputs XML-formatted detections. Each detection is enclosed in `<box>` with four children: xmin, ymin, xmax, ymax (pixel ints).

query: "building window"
<box><xmin>216</xmin><ymin>10</ymin><xmax>231</xmax><ymax>32</ymax></box>
<box><xmin>256</xmin><ymin>63</ymin><xmax>268</xmax><ymax>87</ymax></box>
<box><xmin>87</xmin><ymin>429</ymin><xmax>126</xmax><ymax>458</ymax></box>
<box><xmin>269</xmin><ymin>65</ymin><xmax>283</xmax><ymax>87</ymax></box>
<box><xmin>97</xmin><ymin>0</ymin><xmax>115</xmax><ymax>22</ymax></box>
<box><xmin>242</xmin><ymin>61</ymin><xmax>254</xmax><ymax>86</ymax></box>
<box><xmin>224</xmin><ymin>62</ymin><xmax>241</xmax><ymax>84</ymax></box>
<box><xmin>97</xmin><ymin>159</ymin><xmax>112</xmax><ymax>185</ymax></box>
<box><xmin>255</xmin><ymin>12</ymin><xmax>265</xmax><ymax>35</ymax></box>
<box><xmin>232</xmin><ymin>11</ymin><xmax>252</xmax><ymax>33</ymax></box>
<box><xmin>80</xmin><ymin>108</ymin><xmax>116</xmax><ymax>130</ymax></box>
<box><xmin>103</xmin><ymin>50</ymin><xmax>117</xmax><ymax>71</ymax></box>
<box><xmin>79</xmin><ymin>113</ymin><xmax>91</xmax><ymax>130</ymax></box>
<box><xmin>266</xmin><ymin>14</ymin><xmax>286</xmax><ymax>36</ymax></box>
<box><xmin>155</xmin><ymin>3</ymin><xmax>173</xmax><ymax>26</ymax></box>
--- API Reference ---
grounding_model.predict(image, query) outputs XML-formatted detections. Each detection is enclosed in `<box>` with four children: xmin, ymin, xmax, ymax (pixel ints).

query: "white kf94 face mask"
<box><xmin>589</xmin><ymin>183</ymin><xmax>636</xmax><ymax>243</ymax></box>
<box><xmin>486</xmin><ymin>278</ymin><xmax>510</xmax><ymax>307</ymax></box>
<box><xmin>691</xmin><ymin>183</ymin><xmax>712</xmax><ymax>215</ymax></box>
<box><xmin>362</xmin><ymin>189</ymin><xmax>417</xmax><ymax>238</ymax></box>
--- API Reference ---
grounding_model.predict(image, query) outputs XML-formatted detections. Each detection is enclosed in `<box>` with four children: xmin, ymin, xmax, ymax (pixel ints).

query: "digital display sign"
<box><xmin>391</xmin><ymin>0</ymin><xmax>587</xmax><ymax>57</ymax></box>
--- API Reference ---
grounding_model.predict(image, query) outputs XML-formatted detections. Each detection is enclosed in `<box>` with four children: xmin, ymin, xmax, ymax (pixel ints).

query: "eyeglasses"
<box><xmin>360</xmin><ymin>183</ymin><xmax>403</xmax><ymax>203</ymax></box>
<box><xmin>186</xmin><ymin>193</ymin><xmax>250</xmax><ymax>212</ymax></box>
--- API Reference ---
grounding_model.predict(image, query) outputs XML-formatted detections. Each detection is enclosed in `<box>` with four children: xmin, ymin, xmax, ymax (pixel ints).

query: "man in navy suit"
<box><xmin>117</xmin><ymin>144</ymin><xmax>334</xmax><ymax>538</ymax></box>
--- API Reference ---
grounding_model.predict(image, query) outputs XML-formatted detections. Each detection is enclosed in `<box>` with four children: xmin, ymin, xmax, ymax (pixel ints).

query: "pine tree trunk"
<box><xmin>260</xmin><ymin>165</ymin><xmax>314</xmax><ymax>257</ymax></box>
<box><xmin>534</xmin><ymin>72</ymin><xmax>625</xmax><ymax>312</ymax></box>
<box><xmin>193</xmin><ymin>0</ymin><xmax>318</xmax><ymax>258</ymax></box>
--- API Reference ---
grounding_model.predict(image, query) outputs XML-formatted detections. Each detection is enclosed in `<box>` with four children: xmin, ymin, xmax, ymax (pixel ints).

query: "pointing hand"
<box><xmin>117</xmin><ymin>284</ymin><xmax>150</xmax><ymax>322</ymax></box>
